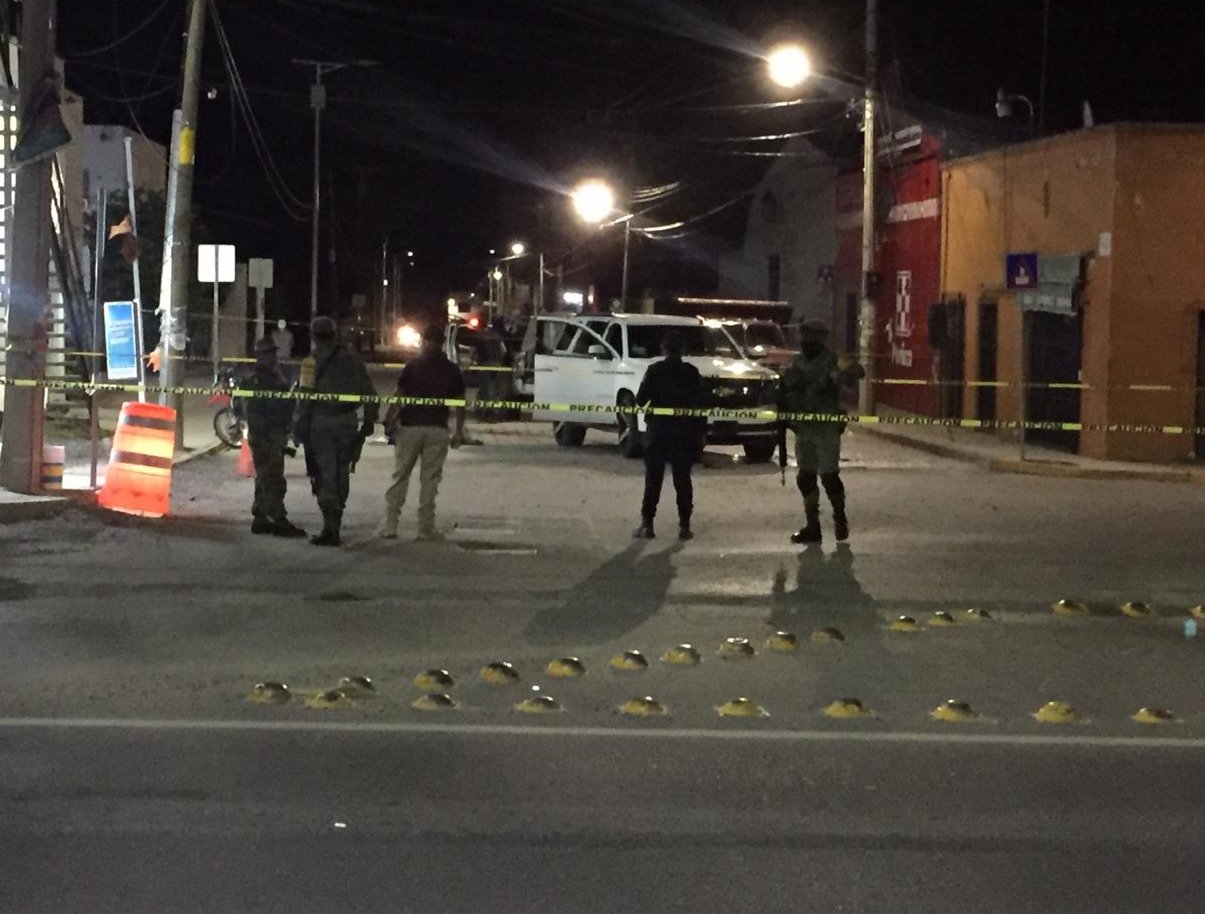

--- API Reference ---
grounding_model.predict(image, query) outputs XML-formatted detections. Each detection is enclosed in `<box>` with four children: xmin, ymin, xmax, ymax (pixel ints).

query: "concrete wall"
<box><xmin>80</xmin><ymin>125</ymin><xmax>166</xmax><ymax>204</ymax></box>
<box><xmin>942</xmin><ymin>125</ymin><xmax>1205</xmax><ymax>462</ymax></box>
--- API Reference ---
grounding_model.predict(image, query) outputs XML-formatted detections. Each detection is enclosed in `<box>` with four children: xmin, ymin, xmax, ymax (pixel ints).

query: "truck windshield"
<box><xmin>743</xmin><ymin>321</ymin><xmax>788</xmax><ymax>352</ymax></box>
<box><xmin>627</xmin><ymin>324</ymin><xmax>734</xmax><ymax>359</ymax></box>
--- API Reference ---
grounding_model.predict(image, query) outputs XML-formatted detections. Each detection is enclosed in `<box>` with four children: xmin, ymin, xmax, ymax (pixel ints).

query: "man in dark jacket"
<box><xmin>633</xmin><ymin>330</ymin><xmax>706</xmax><ymax>540</ymax></box>
<box><xmin>377</xmin><ymin>324</ymin><xmax>466</xmax><ymax>541</ymax></box>
<box><xmin>243</xmin><ymin>337</ymin><xmax>305</xmax><ymax>537</ymax></box>
<box><xmin>294</xmin><ymin>316</ymin><xmax>379</xmax><ymax>547</ymax></box>
<box><xmin>244</xmin><ymin>337</ymin><xmax>306</xmax><ymax>537</ymax></box>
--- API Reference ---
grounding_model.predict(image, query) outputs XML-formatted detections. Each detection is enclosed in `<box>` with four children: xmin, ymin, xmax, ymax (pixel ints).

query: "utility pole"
<box><xmin>0</xmin><ymin>0</ymin><xmax>54</xmax><ymax>493</ymax></box>
<box><xmin>157</xmin><ymin>0</ymin><xmax>207</xmax><ymax>441</ymax></box>
<box><xmin>293</xmin><ymin>59</ymin><xmax>377</xmax><ymax>326</ymax></box>
<box><xmin>857</xmin><ymin>0</ymin><xmax>878</xmax><ymax>416</ymax></box>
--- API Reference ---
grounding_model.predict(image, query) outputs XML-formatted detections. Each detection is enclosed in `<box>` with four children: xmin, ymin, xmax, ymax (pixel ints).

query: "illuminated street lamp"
<box><xmin>509</xmin><ymin>241</ymin><xmax>526</xmax><ymax>257</ymax></box>
<box><xmin>766</xmin><ymin>43</ymin><xmax>811</xmax><ymax>89</ymax></box>
<box><xmin>570</xmin><ymin>178</ymin><xmax>635</xmax><ymax>309</ymax></box>
<box><xmin>571</xmin><ymin>179</ymin><xmax>616</xmax><ymax>225</ymax></box>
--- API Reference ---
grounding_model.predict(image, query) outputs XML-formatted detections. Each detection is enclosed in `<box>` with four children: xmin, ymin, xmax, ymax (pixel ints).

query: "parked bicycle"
<box><xmin>210</xmin><ymin>367</ymin><xmax>246</xmax><ymax>448</ymax></box>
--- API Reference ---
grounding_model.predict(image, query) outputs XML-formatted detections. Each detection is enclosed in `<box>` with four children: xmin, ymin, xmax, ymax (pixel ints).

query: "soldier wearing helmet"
<box><xmin>776</xmin><ymin>318</ymin><xmax>865</xmax><ymax>544</ymax></box>
<box><xmin>293</xmin><ymin>316</ymin><xmax>379</xmax><ymax>546</ymax></box>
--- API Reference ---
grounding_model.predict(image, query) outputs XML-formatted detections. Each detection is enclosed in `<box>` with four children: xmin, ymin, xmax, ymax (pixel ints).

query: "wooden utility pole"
<box><xmin>157</xmin><ymin>0</ymin><xmax>207</xmax><ymax>438</ymax></box>
<box><xmin>0</xmin><ymin>0</ymin><xmax>54</xmax><ymax>493</ymax></box>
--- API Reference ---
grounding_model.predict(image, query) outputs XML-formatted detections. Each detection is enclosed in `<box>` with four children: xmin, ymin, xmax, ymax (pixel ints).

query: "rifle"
<box><xmin>776</xmin><ymin>419</ymin><xmax>788</xmax><ymax>486</ymax></box>
<box><xmin>348</xmin><ymin>430</ymin><xmax>368</xmax><ymax>473</ymax></box>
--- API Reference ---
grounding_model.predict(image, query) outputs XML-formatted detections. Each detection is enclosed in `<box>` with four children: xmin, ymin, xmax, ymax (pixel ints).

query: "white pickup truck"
<box><xmin>520</xmin><ymin>313</ymin><xmax>780</xmax><ymax>461</ymax></box>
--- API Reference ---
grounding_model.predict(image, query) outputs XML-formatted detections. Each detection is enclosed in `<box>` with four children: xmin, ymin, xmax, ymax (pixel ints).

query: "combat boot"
<box><xmin>678</xmin><ymin>512</ymin><xmax>693</xmax><ymax>541</ymax></box>
<box><xmin>310</xmin><ymin>510</ymin><xmax>341</xmax><ymax>547</ymax></box>
<box><xmin>271</xmin><ymin>518</ymin><xmax>307</xmax><ymax>538</ymax></box>
<box><xmin>251</xmin><ymin>517</ymin><xmax>274</xmax><ymax>535</ymax></box>
<box><xmin>633</xmin><ymin>517</ymin><xmax>655</xmax><ymax>539</ymax></box>
<box><xmin>790</xmin><ymin>507</ymin><xmax>822</xmax><ymax>545</ymax></box>
<box><xmin>832</xmin><ymin>502</ymin><xmax>850</xmax><ymax>542</ymax></box>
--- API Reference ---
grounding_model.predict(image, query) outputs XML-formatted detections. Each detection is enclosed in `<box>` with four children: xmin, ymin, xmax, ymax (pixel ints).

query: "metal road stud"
<box><xmin>336</xmin><ymin>675</ymin><xmax>376</xmax><ymax>698</ymax></box>
<box><xmin>824</xmin><ymin>698</ymin><xmax>873</xmax><ymax>719</ymax></box>
<box><xmin>546</xmin><ymin>657</ymin><xmax>587</xmax><ymax>678</ymax></box>
<box><xmin>928</xmin><ymin>611</ymin><xmax>957</xmax><ymax>627</ymax></box>
<box><xmin>718</xmin><ymin>637</ymin><xmax>756</xmax><ymax>659</ymax></box>
<box><xmin>889</xmin><ymin>615</ymin><xmax>920</xmax><ymax>633</ymax></box>
<box><xmin>610</xmin><ymin>650</ymin><xmax>649</xmax><ymax>671</ymax></box>
<box><xmin>619</xmin><ymin>696</ymin><xmax>668</xmax><ymax>718</ymax></box>
<box><xmin>660</xmin><ymin>644</ymin><xmax>702</xmax><ymax>666</ymax></box>
<box><xmin>411</xmin><ymin>693</ymin><xmax>458</xmax><ymax>712</ymax></box>
<box><xmin>248</xmin><ymin>681</ymin><xmax>290</xmax><ymax>705</ymax></box>
<box><xmin>715</xmin><ymin>697</ymin><xmax>769</xmax><ymax>718</ymax></box>
<box><xmin>811</xmin><ymin>626</ymin><xmax>845</xmax><ymax>644</ymax></box>
<box><xmin>964</xmin><ymin>608</ymin><xmax>993</xmax><ymax>622</ymax></box>
<box><xmin>514</xmin><ymin>694</ymin><xmax>563</xmax><ymax>714</ymax></box>
<box><xmin>1191</xmin><ymin>605</ymin><xmax>1205</xmax><ymax>621</ymax></box>
<box><xmin>480</xmin><ymin>661</ymin><xmax>520</xmax><ymax>685</ymax></box>
<box><xmin>1132</xmin><ymin>707</ymin><xmax>1176</xmax><ymax>725</ymax></box>
<box><xmin>305</xmin><ymin>688</ymin><xmax>352</xmax><ymax>710</ymax></box>
<box><xmin>1120</xmin><ymin>601</ymin><xmax>1156</xmax><ymax>619</ymax></box>
<box><xmin>413</xmin><ymin>669</ymin><xmax>455</xmax><ymax>691</ymax></box>
<box><xmin>1052</xmin><ymin>598</ymin><xmax>1089</xmax><ymax>616</ymax></box>
<box><xmin>766</xmin><ymin>631</ymin><xmax>800</xmax><ymax>652</ymax></box>
<box><xmin>930</xmin><ymin>699</ymin><xmax>979</xmax><ymax>722</ymax></box>
<box><xmin>1032</xmin><ymin>700</ymin><xmax>1082</xmax><ymax>724</ymax></box>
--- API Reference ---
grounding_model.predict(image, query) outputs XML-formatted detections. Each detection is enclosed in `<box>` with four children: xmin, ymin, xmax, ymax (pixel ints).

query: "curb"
<box><xmin>856</xmin><ymin>425</ymin><xmax>1196</xmax><ymax>483</ymax></box>
<box><xmin>0</xmin><ymin>494</ymin><xmax>70</xmax><ymax>524</ymax></box>
<box><xmin>988</xmin><ymin>458</ymin><xmax>1193</xmax><ymax>484</ymax></box>
<box><xmin>173</xmin><ymin>438</ymin><xmax>228</xmax><ymax>466</ymax></box>
<box><xmin>851</xmin><ymin>425</ymin><xmax>987</xmax><ymax>466</ymax></box>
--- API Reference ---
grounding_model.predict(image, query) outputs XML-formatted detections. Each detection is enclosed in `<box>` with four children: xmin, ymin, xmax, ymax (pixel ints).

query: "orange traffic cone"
<box><xmin>236</xmin><ymin>437</ymin><xmax>256</xmax><ymax>477</ymax></box>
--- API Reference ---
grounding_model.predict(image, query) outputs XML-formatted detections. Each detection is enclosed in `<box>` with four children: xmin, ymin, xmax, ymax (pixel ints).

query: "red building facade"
<box><xmin>835</xmin><ymin>127</ymin><xmax>945</xmax><ymax>416</ymax></box>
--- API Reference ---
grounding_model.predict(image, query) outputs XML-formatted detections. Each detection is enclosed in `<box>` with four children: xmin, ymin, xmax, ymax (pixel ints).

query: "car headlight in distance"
<box><xmin>397</xmin><ymin>325</ymin><xmax>422</xmax><ymax>349</ymax></box>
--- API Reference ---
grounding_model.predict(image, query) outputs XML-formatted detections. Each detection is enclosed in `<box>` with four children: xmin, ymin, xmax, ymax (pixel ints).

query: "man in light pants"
<box><xmin>378</xmin><ymin>324</ymin><xmax>466</xmax><ymax>541</ymax></box>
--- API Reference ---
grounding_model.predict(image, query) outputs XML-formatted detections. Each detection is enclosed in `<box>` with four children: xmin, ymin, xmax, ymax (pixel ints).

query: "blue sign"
<box><xmin>103</xmin><ymin>300</ymin><xmax>140</xmax><ymax>381</ymax></box>
<box><xmin>1005</xmin><ymin>252</ymin><xmax>1038</xmax><ymax>290</ymax></box>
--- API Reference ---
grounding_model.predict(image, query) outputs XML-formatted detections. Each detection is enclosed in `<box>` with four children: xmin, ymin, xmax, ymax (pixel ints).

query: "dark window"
<box><xmin>761</xmin><ymin>190</ymin><xmax>779</xmax><ymax>222</ymax></box>
<box><xmin>767</xmin><ymin>254</ymin><xmax>781</xmax><ymax>301</ymax></box>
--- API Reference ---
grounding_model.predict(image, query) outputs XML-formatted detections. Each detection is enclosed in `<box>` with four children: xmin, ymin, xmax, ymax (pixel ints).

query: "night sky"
<box><xmin>57</xmin><ymin>0</ymin><xmax>1205</xmax><ymax>323</ymax></box>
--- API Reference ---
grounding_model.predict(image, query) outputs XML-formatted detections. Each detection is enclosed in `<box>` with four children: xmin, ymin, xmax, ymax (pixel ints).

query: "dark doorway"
<box><xmin>1026</xmin><ymin>310</ymin><xmax>1082</xmax><ymax>452</ymax></box>
<box><xmin>938</xmin><ymin>296</ymin><xmax>965</xmax><ymax>418</ymax></box>
<box><xmin>767</xmin><ymin>254</ymin><xmax>781</xmax><ymax>302</ymax></box>
<box><xmin>977</xmin><ymin>300</ymin><xmax>998</xmax><ymax>423</ymax></box>
<box><xmin>1196</xmin><ymin>312</ymin><xmax>1205</xmax><ymax>460</ymax></box>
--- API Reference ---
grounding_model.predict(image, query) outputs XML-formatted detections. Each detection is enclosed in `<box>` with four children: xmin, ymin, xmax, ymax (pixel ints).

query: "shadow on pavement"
<box><xmin>768</xmin><ymin>543</ymin><xmax>878</xmax><ymax>632</ymax></box>
<box><xmin>522</xmin><ymin>538</ymin><xmax>684</xmax><ymax>646</ymax></box>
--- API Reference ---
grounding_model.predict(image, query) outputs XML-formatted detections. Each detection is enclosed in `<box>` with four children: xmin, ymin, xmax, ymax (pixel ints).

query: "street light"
<box><xmin>569</xmin><ymin>178</ymin><xmax>635</xmax><ymax>310</ymax></box>
<box><xmin>764</xmin><ymin>9</ymin><xmax>877</xmax><ymax>414</ymax></box>
<box><xmin>293</xmin><ymin>57</ymin><xmax>377</xmax><ymax>323</ymax></box>
<box><xmin>509</xmin><ymin>241</ymin><xmax>526</xmax><ymax>257</ymax></box>
<box><xmin>996</xmin><ymin>88</ymin><xmax>1036</xmax><ymax>135</ymax></box>
<box><xmin>766</xmin><ymin>43</ymin><xmax>811</xmax><ymax>89</ymax></box>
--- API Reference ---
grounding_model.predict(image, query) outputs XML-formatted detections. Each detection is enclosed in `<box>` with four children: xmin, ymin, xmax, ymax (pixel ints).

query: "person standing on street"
<box><xmin>244</xmin><ymin>336</ymin><xmax>306</xmax><ymax>538</ymax></box>
<box><xmin>377</xmin><ymin>323</ymin><xmax>466</xmax><ymax>541</ymax></box>
<box><xmin>271</xmin><ymin>318</ymin><xmax>294</xmax><ymax>359</ymax></box>
<box><xmin>294</xmin><ymin>316</ymin><xmax>379</xmax><ymax>547</ymax></box>
<box><xmin>633</xmin><ymin>330</ymin><xmax>705</xmax><ymax>540</ymax></box>
<box><xmin>777</xmin><ymin>318</ymin><xmax>865</xmax><ymax>544</ymax></box>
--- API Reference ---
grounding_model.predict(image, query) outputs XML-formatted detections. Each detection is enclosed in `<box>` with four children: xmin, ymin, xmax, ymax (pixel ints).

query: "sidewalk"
<box><xmin>0</xmin><ymin>377</ymin><xmax>224</xmax><ymax>522</ymax></box>
<box><xmin>853</xmin><ymin>411</ymin><xmax>1204</xmax><ymax>483</ymax></box>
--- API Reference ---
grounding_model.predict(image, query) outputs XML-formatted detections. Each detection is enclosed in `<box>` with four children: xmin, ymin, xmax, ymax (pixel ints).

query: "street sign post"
<box><xmin>247</xmin><ymin>257</ymin><xmax>274</xmax><ymax>343</ymax></box>
<box><xmin>198</xmin><ymin>244</ymin><xmax>236</xmax><ymax>375</ymax></box>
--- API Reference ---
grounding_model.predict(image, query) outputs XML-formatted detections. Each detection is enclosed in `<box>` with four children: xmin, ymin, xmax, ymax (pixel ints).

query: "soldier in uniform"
<box><xmin>293</xmin><ymin>316</ymin><xmax>379</xmax><ymax>546</ymax></box>
<box><xmin>777</xmin><ymin>318</ymin><xmax>865</xmax><ymax>544</ymax></box>
<box><xmin>244</xmin><ymin>336</ymin><xmax>306</xmax><ymax>537</ymax></box>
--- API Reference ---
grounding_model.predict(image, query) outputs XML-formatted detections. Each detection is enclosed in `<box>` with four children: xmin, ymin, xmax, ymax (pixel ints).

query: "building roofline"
<box><xmin>941</xmin><ymin>122</ymin><xmax>1205</xmax><ymax>169</ymax></box>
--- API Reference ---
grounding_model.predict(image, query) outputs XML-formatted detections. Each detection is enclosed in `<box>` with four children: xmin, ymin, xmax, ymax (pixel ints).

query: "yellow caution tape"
<box><xmin>7</xmin><ymin>375</ymin><xmax>1205</xmax><ymax>435</ymax></box>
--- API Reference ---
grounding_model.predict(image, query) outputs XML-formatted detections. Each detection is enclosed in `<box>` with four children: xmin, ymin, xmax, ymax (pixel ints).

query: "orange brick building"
<box><xmin>941</xmin><ymin>124</ymin><xmax>1205</xmax><ymax>462</ymax></box>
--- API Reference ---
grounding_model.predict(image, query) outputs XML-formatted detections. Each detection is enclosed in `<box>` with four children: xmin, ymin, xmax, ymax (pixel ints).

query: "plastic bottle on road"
<box><xmin>1184</xmin><ymin>619</ymin><xmax>1198</xmax><ymax>639</ymax></box>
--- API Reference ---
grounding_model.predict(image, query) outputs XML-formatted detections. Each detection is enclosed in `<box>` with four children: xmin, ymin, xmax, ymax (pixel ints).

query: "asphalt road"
<box><xmin>2</xmin><ymin>423</ymin><xmax>1204</xmax><ymax>911</ymax></box>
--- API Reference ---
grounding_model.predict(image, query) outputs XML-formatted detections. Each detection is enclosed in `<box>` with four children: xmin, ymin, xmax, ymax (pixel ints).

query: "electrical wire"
<box><xmin>64</xmin><ymin>0</ymin><xmax>177</xmax><ymax>58</ymax></box>
<box><xmin>637</xmin><ymin>182</ymin><xmax>762</xmax><ymax>236</ymax></box>
<box><xmin>208</xmin><ymin>0</ymin><xmax>311</xmax><ymax>220</ymax></box>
